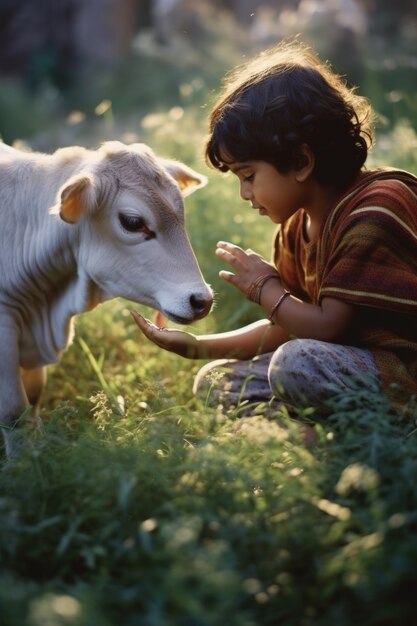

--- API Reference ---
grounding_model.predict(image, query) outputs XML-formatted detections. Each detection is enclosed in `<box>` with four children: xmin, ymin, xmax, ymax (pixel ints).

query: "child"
<box><xmin>131</xmin><ymin>40</ymin><xmax>417</xmax><ymax>415</ymax></box>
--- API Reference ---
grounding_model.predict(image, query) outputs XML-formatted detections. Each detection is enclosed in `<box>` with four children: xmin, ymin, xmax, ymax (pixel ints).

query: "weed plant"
<box><xmin>1</xmin><ymin>21</ymin><xmax>417</xmax><ymax>626</ymax></box>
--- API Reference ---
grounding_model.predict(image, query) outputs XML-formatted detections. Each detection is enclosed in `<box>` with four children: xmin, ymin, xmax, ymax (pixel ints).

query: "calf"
<box><xmin>0</xmin><ymin>140</ymin><xmax>213</xmax><ymax>457</ymax></box>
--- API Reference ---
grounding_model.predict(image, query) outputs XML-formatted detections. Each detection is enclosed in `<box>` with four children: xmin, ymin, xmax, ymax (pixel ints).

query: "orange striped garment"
<box><xmin>274</xmin><ymin>168</ymin><xmax>417</xmax><ymax>401</ymax></box>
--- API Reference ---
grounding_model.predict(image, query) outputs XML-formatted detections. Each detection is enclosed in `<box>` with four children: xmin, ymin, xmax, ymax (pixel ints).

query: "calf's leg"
<box><xmin>1</xmin><ymin>368</ymin><xmax>46</xmax><ymax>459</ymax></box>
<box><xmin>21</xmin><ymin>366</ymin><xmax>47</xmax><ymax>420</ymax></box>
<box><xmin>0</xmin><ymin>376</ymin><xmax>30</xmax><ymax>459</ymax></box>
<box><xmin>0</xmin><ymin>322</ymin><xmax>37</xmax><ymax>458</ymax></box>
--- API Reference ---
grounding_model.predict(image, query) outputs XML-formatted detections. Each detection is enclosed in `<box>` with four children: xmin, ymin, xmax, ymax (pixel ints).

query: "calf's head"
<box><xmin>50</xmin><ymin>141</ymin><xmax>213</xmax><ymax>323</ymax></box>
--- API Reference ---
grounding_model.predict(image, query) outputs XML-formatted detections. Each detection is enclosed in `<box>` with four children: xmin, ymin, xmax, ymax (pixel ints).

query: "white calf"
<box><xmin>0</xmin><ymin>140</ymin><xmax>213</xmax><ymax>456</ymax></box>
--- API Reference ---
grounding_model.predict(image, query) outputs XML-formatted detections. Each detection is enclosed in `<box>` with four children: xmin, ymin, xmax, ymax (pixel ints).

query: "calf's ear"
<box><xmin>160</xmin><ymin>159</ymin><xmax>208</xmax><ymax>197</ymax></box>
<box><xmin>49</xmin><ymin>173</ymin><xmax>97</xmax><ymax>223</ymax></box>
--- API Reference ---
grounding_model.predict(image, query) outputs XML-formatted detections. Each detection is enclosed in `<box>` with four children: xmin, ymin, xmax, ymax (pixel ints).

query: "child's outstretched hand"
<box><xmin>215</xmin><ymin>240</ymin><xmax>280</xmax><ymax>297</ymax></box>
<box><xmin>130</xmin><ymin>311</ymin><xmax>200</xmax><ymax>358</ymax></box>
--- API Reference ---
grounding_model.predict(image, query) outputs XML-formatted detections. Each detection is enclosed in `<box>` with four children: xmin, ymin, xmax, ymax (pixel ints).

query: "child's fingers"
<box><xmin>131</xmin><ymin>310</ymin><xmax>197</xmax><ymax>356</ymax></box>
<box><xmin>216</xmin><ymin>242</ymin><xmax>266</xmax><ymax>272</ymax></box>
<box><xmin>216</xmin><ymin>247</ymin><xmax>235</xmax><ymax>265</ymax></box>
<box><xmin>130</xmin><ymin>310</ymin><xmax>148</xmax><ymax>327</ymax></box>
<box><xmin>131</xmin><ymin>311</ymin><xmax>160</xmax><ymax>336</ymax></box>
<box><xmin>219</xmin><ymin>270</ymin><xmax>235</xmax><ymax>282</ymax></box>
<box><xmin>216</xmin><ymin>240</ymin><xmax>246</xmax><ymax>258</ymax></box>
<box><xmin>219</xmin><ymin>270</ymin><xmax>244</xmax><ymax>293</ymax></box>
<box><xmin>216</xmin><ymin>245</ymin><xmax>245</xmax><ymax>270</ymax></box>
<box><xmin>217</xmin><ymin>240</ymin><xmax>243</xmax><ymax>251</ymax></box>
<box><xmin>131</xmin><ymin>311</ymin><xmax>175</xmax><ymax>349</ymax></box>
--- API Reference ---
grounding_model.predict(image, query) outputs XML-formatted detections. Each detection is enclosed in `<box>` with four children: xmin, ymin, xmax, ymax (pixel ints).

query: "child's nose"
<box><xmin>240</xmin><ymin>182</ymin><xmax>252</xmax><ymax>201</ymax></box>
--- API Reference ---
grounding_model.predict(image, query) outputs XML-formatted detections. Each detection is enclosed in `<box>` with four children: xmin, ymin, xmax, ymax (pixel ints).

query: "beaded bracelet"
<box><xmin>245</xmin><ymin>273</ymin><xmax>280</xmax><ymax>304</ymax></box>
<box><xmin>268</xmin><ymin>290</ymin><xmax>290</xmax><ymax>323</ymax></box>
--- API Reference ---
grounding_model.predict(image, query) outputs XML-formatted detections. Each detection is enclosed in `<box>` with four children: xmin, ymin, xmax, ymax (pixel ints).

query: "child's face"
<box><xmin>226</xmin><ymin>159</ymin><xmax>308</xmax><ymax>224</ymax></box>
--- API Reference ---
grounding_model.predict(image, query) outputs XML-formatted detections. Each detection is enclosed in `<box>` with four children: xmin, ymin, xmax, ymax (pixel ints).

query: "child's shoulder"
<box><xmin>322</xmin><ymin>168</ymin><xmax>417</xmax><ymax>252</ymax></box>
<box><xmin>350</xmin><ymin>170</ymin><xmax>417</xmax><ymax>235</ymax></box>
<box><xmin>354</xmin><ymin>168</ymin><xmax>417</xmax><ymax>206</ymax></box>
<box><xmin>330</xmin><ymin>168</ymin><xmax>417</xmax><ymax>229</ymax></box>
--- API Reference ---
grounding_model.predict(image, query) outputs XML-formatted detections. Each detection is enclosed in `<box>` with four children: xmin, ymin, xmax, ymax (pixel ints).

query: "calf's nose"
<box><xmin>190</xmin><ymin>292</ymin><xmax>212</xmax><ymax>319</ymax></box>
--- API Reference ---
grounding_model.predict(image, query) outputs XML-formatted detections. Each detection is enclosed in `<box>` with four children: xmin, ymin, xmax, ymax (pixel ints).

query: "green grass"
<box><xmin>1</xmin><ymin>22</ymin><xmax>417</xmax><ymax>626</ymax></box>
<box><xmin>2</xmin><ymin>344</ymin><xmax>417</xmax><ymax>625</ymax></box>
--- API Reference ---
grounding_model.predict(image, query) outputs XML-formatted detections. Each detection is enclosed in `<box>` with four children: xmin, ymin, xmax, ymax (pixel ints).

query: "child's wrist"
<box><xmin>245</xmin><ymin>273</ymin><xmax>280</xmax><ymax>303</ymax></box>
<box><xmin>259</xmin><ymin>280</ymin><xmax>283</xmax><ymax>308</ymax></box>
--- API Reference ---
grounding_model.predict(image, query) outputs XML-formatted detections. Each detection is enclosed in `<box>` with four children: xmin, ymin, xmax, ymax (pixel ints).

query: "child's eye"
<box><xmin>243</xmin><ymin>173</ymin><xmax>255</xmax><ymax>182</ymax></box>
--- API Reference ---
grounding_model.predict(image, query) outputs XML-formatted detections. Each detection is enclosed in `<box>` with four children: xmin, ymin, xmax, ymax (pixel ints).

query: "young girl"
<box><xmin>131</xmin><ymin>41</ymin><xmax>417</xmax><ymax>415</ymax></box>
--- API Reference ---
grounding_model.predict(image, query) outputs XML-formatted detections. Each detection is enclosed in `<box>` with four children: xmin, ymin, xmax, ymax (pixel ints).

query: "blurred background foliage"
<box><xmin>0</xmin><ymin>0</ymin><xmax>416</xmax><ymax>153</ymax></box>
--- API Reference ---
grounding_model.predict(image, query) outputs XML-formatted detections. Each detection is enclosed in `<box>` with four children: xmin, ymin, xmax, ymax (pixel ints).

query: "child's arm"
<box><xmin>260</xmin><ymin>285</ymin><xmax>355</xmax><ymax>341</ymax></box>
<box><xmin>130</xmin><ymin>312</ymin><xmax>289</xmax><ymax>360</ymax></box>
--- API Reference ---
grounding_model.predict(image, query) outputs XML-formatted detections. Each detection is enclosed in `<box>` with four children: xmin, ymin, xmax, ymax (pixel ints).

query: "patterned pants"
<box><xmin>193</xmin><ymin>338</ymin><xmax>381</xmax><ymax>413</ymax></box>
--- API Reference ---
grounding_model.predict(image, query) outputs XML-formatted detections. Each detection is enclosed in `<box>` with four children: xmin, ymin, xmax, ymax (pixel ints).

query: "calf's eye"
<box><xmin>119</xmin><ymin>213</ymin><xmax>145</xmax><ymax>232</ymax></box>
<box><xmin>118</xmin><ymin>213</ymin><xmax>155</xmax><ymax>239</ymax></box>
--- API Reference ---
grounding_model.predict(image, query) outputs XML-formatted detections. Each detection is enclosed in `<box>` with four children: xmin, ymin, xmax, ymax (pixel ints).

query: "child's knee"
<box><xmin>268</xmin><ymin>339</ymin><xmax>311</xmax><ymax>398</ymax></box>
<box><xmin>268</xmin><ymin>338</ymin><xmax>380</xmax><ymax>406</ymax></box>
<box><xmin>267</xmin><ymin>338</ymin><xmax>346</xmax><ymax>405</ymax></box>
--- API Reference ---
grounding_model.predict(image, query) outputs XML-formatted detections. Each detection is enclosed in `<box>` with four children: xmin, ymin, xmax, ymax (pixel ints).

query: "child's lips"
<box><xmin>251</xmin><ymin>203</ymin><xmax>267</xmax><ymax>215</ymax></box>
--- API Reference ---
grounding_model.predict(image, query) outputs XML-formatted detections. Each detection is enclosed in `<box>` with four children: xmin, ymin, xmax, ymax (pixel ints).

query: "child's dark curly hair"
<box><xmin>205</xmin><ymin>41</ymin><xmax>374</xmax><ymax>189</ymax></box>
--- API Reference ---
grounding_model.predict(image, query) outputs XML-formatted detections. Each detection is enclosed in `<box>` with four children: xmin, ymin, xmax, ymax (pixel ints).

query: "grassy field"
<box><xmin>1</xmin><ymin>24</ymin><xmax>417</xmax><ymax>626</ymax></box>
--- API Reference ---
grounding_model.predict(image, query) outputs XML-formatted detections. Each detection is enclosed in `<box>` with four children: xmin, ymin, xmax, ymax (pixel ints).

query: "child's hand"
<box><xmin>130</xmin><ymin>311</ymin><xmax>200</xmax><ymax>358</ymax></box>
<box><xmin>215</xmin><ymin>240</ymin><xmax>280</xmax><ymax>297</ymax></box>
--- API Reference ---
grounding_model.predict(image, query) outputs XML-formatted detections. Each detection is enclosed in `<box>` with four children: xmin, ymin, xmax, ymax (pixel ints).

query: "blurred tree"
<box><xmin>0</xmin><ymin>0</ymin><xmax>148</xmax><ymax>91</ymax></box>
<box><xmin>366</xmin><ymin>0</ymin><xmax>417</xmax><ymax>37</ymax></box>
<box><xmin>0</xmin><ymin>0</ymin><xmax>415</xmax><ymax>94</ymax></box>
<box><xmin>0</xmin><ymin>0</ymin><xmax>78</xmax><ymax>90</ymax></box>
